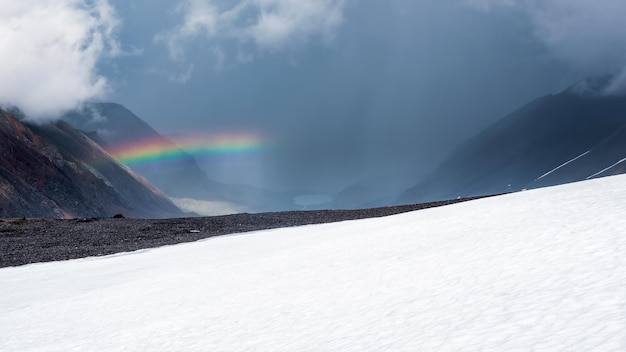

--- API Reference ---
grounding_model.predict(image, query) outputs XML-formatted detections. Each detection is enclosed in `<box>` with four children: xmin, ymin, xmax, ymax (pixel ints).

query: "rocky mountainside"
<box><xmin>400</xmin><ymin>78</ymin><xmax>626</xmax><ymax>204</ymax></box>
<box><xmin>62</xmin><ymin>103</ymin><xmax>292</xmax><ymax>212</ymax></box>
<box><xmin>0</xmin><ymin>109</ymin><xmax>185</xmax><ymax>218</ymax></box>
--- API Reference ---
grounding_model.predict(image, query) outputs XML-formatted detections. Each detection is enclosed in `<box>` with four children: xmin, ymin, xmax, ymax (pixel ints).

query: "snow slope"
<box><xmin>2</xmin><ymin>176</ymin><xmax>626</xmax><ymax>351</ymax></box>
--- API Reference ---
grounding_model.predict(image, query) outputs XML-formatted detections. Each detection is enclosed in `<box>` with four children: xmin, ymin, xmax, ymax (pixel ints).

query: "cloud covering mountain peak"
<box><xmin>467</xmin><ymin>0</ymin><xmax>626</xmax><ymax>91</ymax></box>
<box><xmin>0</xmin><ymin>0</ymin><xmax>121</xmax><ymax>119</ymax></box>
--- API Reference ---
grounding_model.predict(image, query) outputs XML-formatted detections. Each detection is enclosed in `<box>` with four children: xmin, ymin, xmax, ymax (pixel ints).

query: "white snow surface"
<box><xmin>3</xmin><ymin>176</ymin><xmax>626</xmax><ymax>351</ymax></box>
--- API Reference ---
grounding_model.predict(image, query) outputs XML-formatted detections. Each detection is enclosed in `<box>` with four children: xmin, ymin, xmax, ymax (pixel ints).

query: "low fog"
<box><xmin>2</xmin><ymin>0</ymin><xmax>626</xmax><ymax>199</ymax></box>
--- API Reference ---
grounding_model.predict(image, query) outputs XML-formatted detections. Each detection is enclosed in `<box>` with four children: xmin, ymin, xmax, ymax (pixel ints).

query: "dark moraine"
<box><xmin>0</xmin><ymin>196</ymin><xmax>490</xmax><ymax>268</ymax></box>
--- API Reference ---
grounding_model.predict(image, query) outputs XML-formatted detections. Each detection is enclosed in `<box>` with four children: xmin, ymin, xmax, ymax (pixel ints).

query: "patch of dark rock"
<box><xmin>0</xmin><ymin>195</ymin><xmax>492</xmax><ymax>268</ymax></box>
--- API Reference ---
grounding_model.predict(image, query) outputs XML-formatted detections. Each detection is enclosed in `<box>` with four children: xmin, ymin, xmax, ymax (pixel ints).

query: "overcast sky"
<box><xmin>1</xmin><ymin>0</ymin><xmax>625</xmax><ymax>193</ymax></box>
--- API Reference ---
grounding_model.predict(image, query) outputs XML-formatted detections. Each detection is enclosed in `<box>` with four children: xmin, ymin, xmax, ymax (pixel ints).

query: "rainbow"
<box><xmin>108</xmin><ymin>133</ymin><xmax>269</xmax><ymax>166</ymax></box>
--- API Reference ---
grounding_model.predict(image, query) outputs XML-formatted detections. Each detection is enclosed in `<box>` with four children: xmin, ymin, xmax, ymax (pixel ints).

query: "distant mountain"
<box><xmin>400</xmin><ymin>77</ymin><xmax>626</xmax><ymax>204</ymax></box>
<box><xmin>331</xmin><ymin>172</ymin><xmax>423</xmax><ymax>210</ymax></box>
<box><xmin>62</xmin><ymin>103</ymin><xmax>291</xmax><ymax>213</ymax></box>
<box><xmin>0</xmin><ymin>108</ymin><xmax>185</xmax><ymax>218</ymax></box>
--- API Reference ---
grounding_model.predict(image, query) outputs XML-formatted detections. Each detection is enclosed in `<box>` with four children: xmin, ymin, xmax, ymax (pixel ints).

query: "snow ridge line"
<box><xmin>586</xmin><ymin>156</ymin><xmax>626</xmax><ymax>180</ymax></box>
<box><xmin>536</xmin><ymin>150</ymin><xmax>591</xmax><ymax>181</ymax></box>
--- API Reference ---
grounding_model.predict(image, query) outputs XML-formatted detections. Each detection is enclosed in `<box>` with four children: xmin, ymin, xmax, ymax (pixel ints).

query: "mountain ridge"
<box><xmin>0</xmin><ymin>108</ymin><xmax>185</xmax><ymax>218</ymax></box>
<box><xmin>400</xmin><ymin>83</ymin><xmax>626</xmax><ymax>204</ymax></box>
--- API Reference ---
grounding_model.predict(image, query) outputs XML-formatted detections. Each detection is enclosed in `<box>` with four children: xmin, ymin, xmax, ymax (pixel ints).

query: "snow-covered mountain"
<box><xmin>400</xmin><ymin>78</ymin><xmax>626</xmax><ymax>204</ymax></box>
<box><xmin>0</xmin><ymin>108</ymin><xmax>184</xmax><ymax>218</ymax></box>
<box><xmin>2</xmin><ymin>175</ymin><xmax>626</xmax><ymax>350</ymax></box>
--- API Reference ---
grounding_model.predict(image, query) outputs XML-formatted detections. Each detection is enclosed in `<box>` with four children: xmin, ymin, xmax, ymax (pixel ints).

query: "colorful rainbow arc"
<box><xmin>108</xmin><ymin>134</ymin><xmax>268</xmax><ymax>166</ymax></box>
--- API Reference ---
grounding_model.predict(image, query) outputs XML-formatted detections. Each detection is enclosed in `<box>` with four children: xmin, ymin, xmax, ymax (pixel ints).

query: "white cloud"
<box><xmin>248</xmin><ymin>0</ymin><xmax>346</xmax><ymax>49</ymax></box>
<box><xmin>466</xmin><ymin>0</ymin><xmax>626</xmax><ymax>91</ymax></box>
<box><xmin>156</xmin><ymin>0</ymin><xmax>348</xmax><ymax>64</ymax></box>
<box><xmin>156</xmin><ymin>0</ymin><xmax>219</xmax><ymax>62</ymax></box>
<box><xmin>0</xmin><ymin>0</ymin><xmax>121</xmax><ymax>119</ymax></box>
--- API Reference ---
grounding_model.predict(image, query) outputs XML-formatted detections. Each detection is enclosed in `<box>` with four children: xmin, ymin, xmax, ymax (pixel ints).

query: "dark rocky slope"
<box><xmin>0</xmin><ymin>109</ymin><xmax>185</xmax><ymax>218</ymax></box>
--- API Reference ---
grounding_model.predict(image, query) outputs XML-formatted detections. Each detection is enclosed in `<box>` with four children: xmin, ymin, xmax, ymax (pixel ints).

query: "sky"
<box><xmin>1</xmin><ymin>0</ymin><xmax>626</xmax><ymax>193</ymax></box>
<box><xmin>3</xmin><ymin>174</ymin><xmax>626</xmax><ymax>350</ymax></box>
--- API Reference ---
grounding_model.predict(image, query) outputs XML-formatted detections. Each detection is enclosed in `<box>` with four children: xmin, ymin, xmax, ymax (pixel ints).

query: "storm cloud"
<box><xmin>104</xmin><ymin>0</ymin><xmax>575</xmax><ymax>193</ymax></box>
<box><xmin>0</xmin><ymin>0</ymin><xmax>121</xmax><ymax>119</ymax></box>
<box><xmin>468</xmin><ymin>0</ymin><xmax>626</xmax><ymax>91</ymax></box>
<box><xmin>12</xmin><ymin>0</ymin><xmax>620</xmax><ymax>196</ymax></box>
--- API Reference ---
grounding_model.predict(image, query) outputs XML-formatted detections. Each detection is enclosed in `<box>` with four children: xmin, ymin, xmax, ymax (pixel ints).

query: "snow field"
<box><xmin>2</xmin><ymin>175</ymin><xmax>626</xmax><ymax>351</ymax></box>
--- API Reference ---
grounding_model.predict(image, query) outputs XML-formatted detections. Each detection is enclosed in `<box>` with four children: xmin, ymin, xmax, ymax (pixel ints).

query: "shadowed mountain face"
<box><xmin>62</xmin><ymin>103</ymin><xmax>223</xmax><ymax>200</ymax></box>
<box><xmin>400</xmin><ymin>80</ymin><xmax>626</xmax><ymax>204</ymax></box>
<box><xmin>62</xmin><ymin>103</ymin><xmax>292</xmax><ymax>213</ymax></box>
<box><xmin>0</xmin><ymin>109</ymin><xmax>185</xmax><ymax>219</ymax></box>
